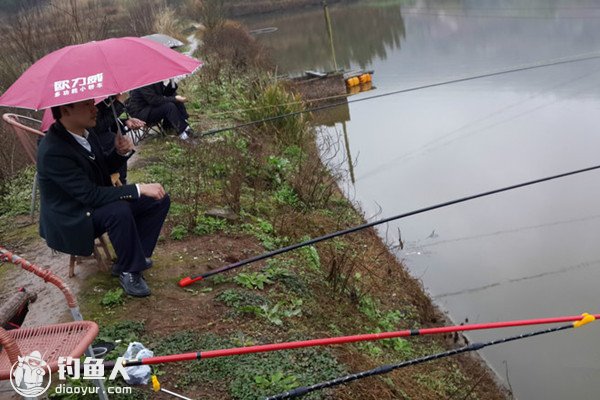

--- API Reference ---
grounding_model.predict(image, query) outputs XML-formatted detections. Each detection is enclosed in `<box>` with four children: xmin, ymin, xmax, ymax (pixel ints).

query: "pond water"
<box><xmin>244</xmin><ymin>1</ymin><xmax>600</xmax><ymax>399</ymax></box>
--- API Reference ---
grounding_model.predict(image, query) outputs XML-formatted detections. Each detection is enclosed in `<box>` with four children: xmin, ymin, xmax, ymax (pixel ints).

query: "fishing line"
<box><xmin>434</xmin><ymin>259</ymin><xmax>600</xmax><ymax>299</ymax></box>
<box><xmin>357</xmin><ymin>67</ymin><xmax>600</xmax><ymax>181</ymax></box>
<box><xmin>408</xmin><ymin>213</ymin><xmax>600</xmax><ymax>250</ymax></box>
<box><xmin>399</xmin><ymin>10</ymin><xmax>600</xmax><ymax>20</ymax></box>
<box><xmin>197</xmin><ymin>52</ymin><xmax>600</xmax><ymax>138</ymax></box>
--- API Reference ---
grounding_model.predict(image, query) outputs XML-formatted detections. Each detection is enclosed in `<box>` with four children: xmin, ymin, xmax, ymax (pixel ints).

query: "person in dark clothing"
<box><xmin>94</xmin><ymin>94</ymin><xmax>146</xmax><ymax>184</ymax></box>
<box><xmin>128</xmin><ymin>79</ymin><xmax>194</xmax><ymax>140</ymax></box>
<box><xmin>38</xmin><ymin>99</ymin><xmax>170</xmax><ymax>297</ymax></box>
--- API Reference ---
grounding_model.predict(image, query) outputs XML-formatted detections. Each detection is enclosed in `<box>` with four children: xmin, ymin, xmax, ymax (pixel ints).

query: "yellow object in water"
<box><xmin>347</xmin><ymin>84</ymin><xmax>361</xmax><ymax>95</ymax></box>
<box><xmin>359</xmin><ymin>73</ymin><xmax>371</xmax><ymax>84</ymax></box>
<box><xmin>346</xmin><ymin>77</ymin><xmax>360</xmax><ymax>87</ymax></box>
<box><xmin>360</xmin><ymin>81</ymin><xmax>373</xmax><ymax>92</ymax></box>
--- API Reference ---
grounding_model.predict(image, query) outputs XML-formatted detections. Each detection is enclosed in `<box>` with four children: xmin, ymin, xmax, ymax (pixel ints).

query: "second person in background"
<box><xmin>127</xmin><ymin>79</ymin><xmax>194</xmax><ymax>141</ymax></box>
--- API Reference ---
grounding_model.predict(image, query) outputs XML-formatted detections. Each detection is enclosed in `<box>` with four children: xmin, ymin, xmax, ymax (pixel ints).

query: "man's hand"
<box><xmin>125</xmin><ymin>118</ymin><xmax>146</xmax><ymax>130</ymax></box>
<box><xmin>175</xmin><ymin>95</ymin><xmax>187</xmax><ymax>103</ymax></box>
<box><xmin>139</xmin><ymin>183</ymin><xmax>166</xmax><ymax>200</ymax></box>
<box><xmin>115</xmin><ymin>133</ymin><xmax>134</xmax><ymax>156</ymax></box>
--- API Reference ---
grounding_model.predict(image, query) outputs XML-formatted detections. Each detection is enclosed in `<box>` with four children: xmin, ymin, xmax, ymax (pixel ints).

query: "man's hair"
<box><xmin>50</xmin><ymin>106</ymin><xmax>61</xmax><ymax>120</ymax></box>
<box><xmin>50</xmin><ymin>104</ymin><xmax>75</xmax><ymax>120</ymax></box>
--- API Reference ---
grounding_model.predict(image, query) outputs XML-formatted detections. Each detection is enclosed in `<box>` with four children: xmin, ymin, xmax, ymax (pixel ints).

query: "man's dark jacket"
<box><xmin>127</xmin><ymin>82</ymin><xmax>178</xmax><ymax>122</ymax></box>
<box><xmin>95</xmin><ymin>99</ymin><xmax>126</xmax><ymax>153</ymax></box>
<box><xmin>37</xmin><ymin>121</ymin><xmax>138</xmax><ymax>256</ymax></box>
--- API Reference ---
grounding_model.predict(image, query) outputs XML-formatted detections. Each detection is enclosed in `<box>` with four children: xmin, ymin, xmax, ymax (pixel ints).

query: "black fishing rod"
<box><xmin>179</xmin><ymin>162</ymin><xmax>600</xmax><ymax>286</ymax></box>
<box><xmin>265</xmin><ymin>314</ymin><xmax>596</xmax><ymax>399</ymax></box>
<box><xmin>198</xmin><ymin>52</ymin><xmax>600</xmax><ymax>138</ymax></box>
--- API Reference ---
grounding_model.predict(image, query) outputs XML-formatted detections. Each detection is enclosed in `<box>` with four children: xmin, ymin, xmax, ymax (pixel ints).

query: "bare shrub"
<box><xmin>123</xmin><ymin>0</ymin><xmax>167</xmax><ymax>36</ymax></box>
<box><xmin>0</xmin><ymin>126</ymin><xmax>27</xmax><ymax>185</ymax></box>
<box><xmin>153</xmin><ymin>6</ymin><xmax>185</xmax><ymax>41</ymax></box>
<box><xmin>163</xmin><ymin>133</ymin><xmax>251</xmax><ymax>229</ymax></box>
<box><xmin>180</xmin><ymin>0</ymin><xmax>204</xmax><ymax>21</ymax></box>
<box><xmin>199</xmin><ymin>0</ymin><xmax>225</xmax><ymax>30</ymax></box>
<box><xmin>46</xmin><ymin>0</ymin><xmax>113</xmax><ymax>45</ymax></box>
<box><xmin>212</xmin><ymin>134</ymin><xmax>252</xmax><ymax>214</ymax></box>
<box><xmin>322</xmin><ymin>237</ymin><xmax>363</xmax><ymax>301</ymax></box>
<box><xmin>321</xmin><ymin>225</ymin><xmax>399</xmax><ymax>302</ymax></box>
<box><xmin>202</xmin><ymin>22</ymin><xmax>272</xmax><ymax>76</ymax></box>
<box><xmin>284</xmin><ymin>126</ymin><xmax>346</xmax><ymax>210</ymax></box>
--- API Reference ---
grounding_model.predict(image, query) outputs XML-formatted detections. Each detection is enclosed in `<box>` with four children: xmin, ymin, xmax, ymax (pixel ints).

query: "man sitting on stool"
<box><xmin>37</xmin><ymin>99</ymin><xmax>170</xmax><ymax>297</ymax></box>
<box><xmin>128</xmin><ymin>79</ymin><xmax>194</xmax><ymax>140</ymax></box>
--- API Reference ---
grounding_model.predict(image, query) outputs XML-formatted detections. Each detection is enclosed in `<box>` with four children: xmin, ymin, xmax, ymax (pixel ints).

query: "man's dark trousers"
<box><xmin>92</xmin><ymin>195</ymin><xmax>170</xmax><ymax>273</ymax></box>
<box><xmin>146</xmin><ymin>102</ymin><xmax>189</xmax><ymax>134</ymax></box>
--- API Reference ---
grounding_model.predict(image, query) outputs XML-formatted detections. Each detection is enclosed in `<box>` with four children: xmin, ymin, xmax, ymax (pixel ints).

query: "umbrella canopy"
<box><xmin>0</xmin><ymin>37</ymin><xmax>202</xmax><ymax>111</ymax></box>
<box><xmin>142</xmin><ymin>33</ymin><xmax>184</xmax><ymax>49</ymax></box>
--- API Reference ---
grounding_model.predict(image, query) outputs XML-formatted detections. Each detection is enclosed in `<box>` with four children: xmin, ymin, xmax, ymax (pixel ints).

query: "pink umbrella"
<box><xmin>40</xmin><ymin>108</ymin><xmax>55</xmax><ymax>132</ymax></box>
<box><xmin>0</xmin><ymin>37</ymin><xmax>202</xmax><ymax>111</ymax></box>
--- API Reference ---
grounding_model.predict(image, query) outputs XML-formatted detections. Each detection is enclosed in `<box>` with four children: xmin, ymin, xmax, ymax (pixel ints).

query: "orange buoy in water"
<box><xmin>359</xmin><ymin>73</ymin><xmax>371</xmax><ymax>84</ymax></box>
<box><xmin>346</xmin><ymin>77</ymin><xmax>360</xmax><ymax>87</ymax></box>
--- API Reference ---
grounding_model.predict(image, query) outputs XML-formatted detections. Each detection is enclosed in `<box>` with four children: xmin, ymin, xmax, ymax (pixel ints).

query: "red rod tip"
<box><xmin>178</xmin><ymin>276</ymin><xmax>203</xmax><ymax>287</ymax></box>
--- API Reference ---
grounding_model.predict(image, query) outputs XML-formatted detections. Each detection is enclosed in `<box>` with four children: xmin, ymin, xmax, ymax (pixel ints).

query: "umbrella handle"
<box><xmin>110</xmin><ymin>100</ymin><xmax>125</xmax><ymax>136</ymax></box>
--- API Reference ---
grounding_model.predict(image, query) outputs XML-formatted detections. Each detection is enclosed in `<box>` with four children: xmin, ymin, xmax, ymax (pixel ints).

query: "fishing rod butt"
<box><xmin>178</xmin><ymin>276</ymin><xmax>203</xmax><ymax>287</ymax></box>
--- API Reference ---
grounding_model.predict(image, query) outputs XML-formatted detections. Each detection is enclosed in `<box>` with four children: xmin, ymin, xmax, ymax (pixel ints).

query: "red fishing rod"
<box><xmin>267</xmin><ymin>315</ymin><xmax>596</xmax><ymax>399</ymax></box>
<box><xmin>179</xmin><ymin>163</ymin><xmax>600</xmax><ymax>287</ymax></box>
<box><xmin>104</xmin><ymin>313</ymin><xmax>596</xmax><ymax>368</ymax></box>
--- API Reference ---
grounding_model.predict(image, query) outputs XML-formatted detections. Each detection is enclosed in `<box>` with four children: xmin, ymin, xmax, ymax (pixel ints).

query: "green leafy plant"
<box><xmin>241</xmin><ymin>217</ymin><xmax>281</xmax><ymax>250</ymax></box>
<box><xmin>357</xmin><ymin>296</ymin><xmax>413</xmax><ymax>355</ymax></box>
<box><xmin>194</xmin><ymin>215</ymin><xmax>228</xmax><ymax>235</ymax></box>
<box><xmin>300</xmin><ymin>244</ymin><xmax>321</xmax><ymax>271</ymax></box>
<box><xmin>274</xmin><ymin>184</ymin><xmax>299</xmax><ymax>207</ymax></box>
<box><xmin>240</xmin><ymin>299</ymin><xmax>303</xmax><ymax>326</ymax></box>
<box><xmin>266</xmin><ymin>155</ymin><xmax>291</xmax><ymax>185</ymax></box>
<box><xmin>212</xmin><ymin>274</ymin><xmax>232</xmax><ymax>285</ymax></box>
<box><xmin>101</xmin><ymin>288</ymin><xmax>124</xmax><ymax>308</ymax></box>
<box><xmin>170</xmin><ymin>224</ymin><xmax>188</xmax><ymax>240</ymax></box>
<box><xmin>358</xmin><ymin>341</ymin><xmax>384</xmax><ymax>358</ymax></box>
<box><xmin>217</xmin><ymin>289</ymin><xmax>269</xmax><ymax>309</ymax></box>
<box><xmin>0</xmin><ymin>166</ymin><xmax>36</xmax><ymax>216</ymax></box>
<box><xmin>240</xmin><ymin>303</ymin><xmax>284</xmax><ymax>326</ymax></box>
<box><xmin>254</xmin><ymin>371</ymin><xmax>299</xmax><ymax>392</ymax></box>
<box><xmin>234</xmin><ymin>272</ymin><xmax>274</xmax><ymax>290</ymax></box>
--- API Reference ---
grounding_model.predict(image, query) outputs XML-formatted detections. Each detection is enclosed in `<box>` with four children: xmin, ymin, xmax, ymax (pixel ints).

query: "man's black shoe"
<box><xmin>119</xmin><ymin>272</ymin><xmax>151</xmax><ymax>297</ymax></box>
<box><xmin>111</xmin><ymin>263</ymin><xmax>122</xmax><ymax>277</ymax></box>
<box><xmin>112</xmin><ymin>258</ymin><xmax>153</xmax><ymax>277</ymax></box>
